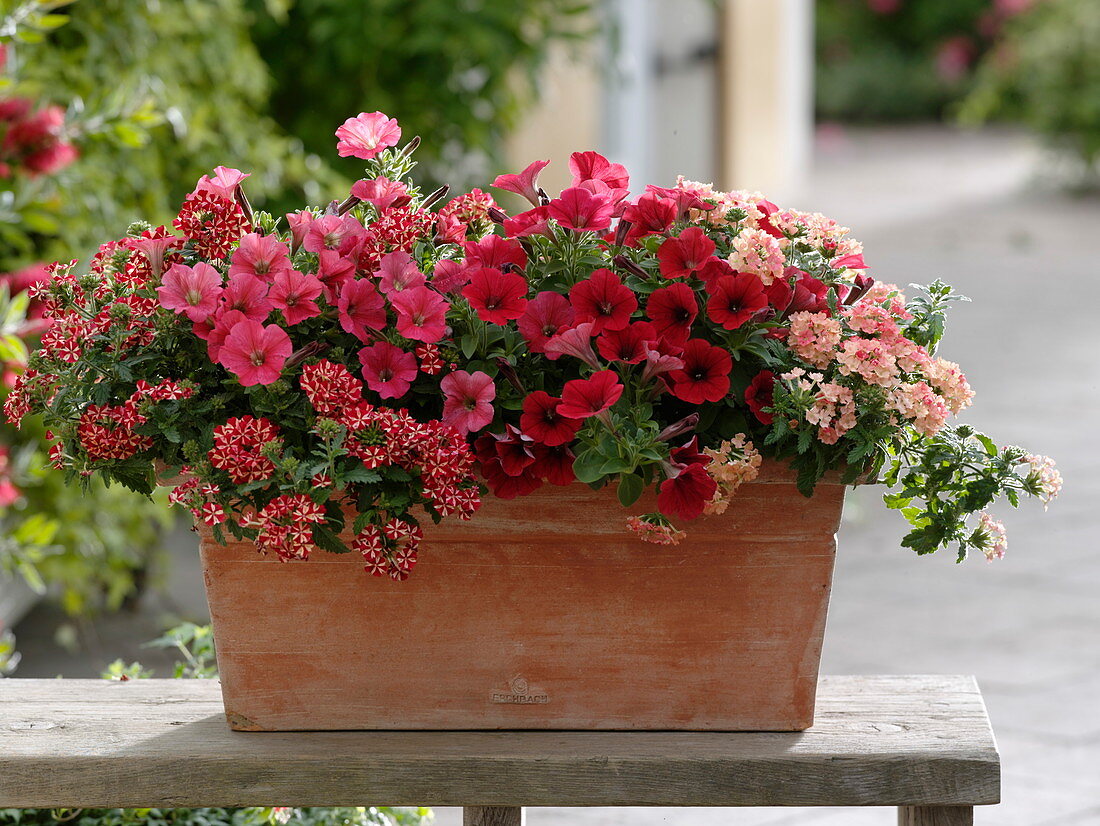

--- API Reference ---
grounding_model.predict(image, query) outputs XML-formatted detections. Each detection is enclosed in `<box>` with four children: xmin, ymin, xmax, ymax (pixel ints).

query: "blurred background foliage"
<box><xmin>961</xmin><ymin>0</ymin><xmax>1100</xmax><ymax>181</ymax></box>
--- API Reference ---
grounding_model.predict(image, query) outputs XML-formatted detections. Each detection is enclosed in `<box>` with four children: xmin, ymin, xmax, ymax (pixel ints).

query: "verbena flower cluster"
<box><xmin>7</xmin><ymin>111</ymin><xmax>1059</xmax><ymax>579</ymax></box>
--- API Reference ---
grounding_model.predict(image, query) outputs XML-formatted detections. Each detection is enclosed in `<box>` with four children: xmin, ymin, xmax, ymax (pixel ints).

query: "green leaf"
<box><xmin>571</xmin><ymin>449</ymin><xmax>605</xmax><ymax>484</ymax></box>
<box><xmin>616</xmin><ymin>472</ymin><xmax>645</xmax><ymax>507</ymax></box>
<box><xmin>311</xmin><ymin>522</ymin><xmax>352</xmax><ymax>554</ymax></box>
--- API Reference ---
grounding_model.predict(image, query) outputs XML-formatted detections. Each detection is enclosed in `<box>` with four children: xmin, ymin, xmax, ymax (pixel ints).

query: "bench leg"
<box><xmin>463</xmin><ymin>807</ymin><xmax>524</xmax><ymax>826</ymax></box>
<box><xmin>898</xmin><ymin>806</ymin><xmax>974</xmax><ymax>826</ymax></box>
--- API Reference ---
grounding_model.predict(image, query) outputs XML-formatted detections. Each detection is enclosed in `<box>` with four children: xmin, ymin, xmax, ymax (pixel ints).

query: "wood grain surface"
<box><xmin>198</xmin><ymin>463</ymin><xmax>845</xmax><ymax>731</ymax></box>
<box><xmin>0</xmin><ymin>675</ymin><xmax>1000</xmax><ymax>808</ymax></box>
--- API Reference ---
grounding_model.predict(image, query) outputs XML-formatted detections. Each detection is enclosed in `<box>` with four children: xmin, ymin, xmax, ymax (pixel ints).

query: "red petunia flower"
<box><xmin>569</xmin><ymin>268</ymin><xmax>637</xmax><ymax>333</ymax></box>
<box><xmin>376</xmin><ymin>250</ymin><xmax>426</xmax><ymax>296</ymax></box>
<box><xmin>667</xmin><ymin>338</ymin><xmax>732</xmax><ymax>404</ymax></box>
<box><xmin>338</xmin><ymin>278</ymin><xmax>387</xmax><ymax>341</ymax></box>
<box><xmin>441</xmin><ymin>370</ymin><xmax>496</xmax><ymax>435</ymax></box>
<box><xmin>503</xmin><ymin>206</ymin><xmax>551</xmax><ymax>239</ymax></box>
<box><xmin>464</xmin><ymin>234</ymin><xmax>527</xmax><ymax>272</ymax></box>
<box><xmin>492</xmin><ymin>159</ymin><xmax>550</xmax><ymax>207</ymax></box>
<box><xmin>546</xmin><ymin>187</ymin><xmax>614</xmax><ymax>233</ymax></box>
<box><xmin>695</xmin><ymin>256</ymin><xmax>735</xmax><ymax>290</ymax></box>
<box><xmin>157</xmin><ymin>262</ymin><xmax>222</xmax><ymax>322</ymax></box>
<box><xmin>706</xmin><ymin>273</ymin><xmax>768</xmax><ymax>330</ymax></box>
<box><xmin>657</xmin><ymin>227</ymin><xmax>715</xmax><ymax>279</ymax></box>
<box><xmin>336</xmin><ymin>111</ymin><xmax>402</xmax><ymax>160</ymax></box>
<box><xmin>358</xmin><ymin>341</ymin><xmax>417</xmax><ymax>399</ymax></box>
<box><xmin>517</xmin><ymin>290</ymin><xmax>574</xmax><ymax>357</ymax></box>
<box><xmin>745</xmin><ymin>370</ymin><xmax>776</xmax><ymax>425</ymax></box>
<box><xmin>268</xmin><ymin>270</ymin><xmax>323</xmax><ymax>326</ymax></box>
<box><xmin>462</xmin><ymin>266</ymin><xmax>528</xmax><ymax>324</ymax></box>
<box><xmin>569</xmin><ymin>150</ymin><xmax>629</xmax><ymax>190</ymax></box>
<box><xmin>531</xmin><ymin>442</ymin><xmax>576</xmax><ymax>486</ymax></box>
<box><xmin>646</xmin><ymin>282</ymin><xmax>698</xmax><ymax>345</ymax></box>
<box><xmin>520</xmin><ymin>391</ymin><xmax>582</xmax><ymax>446</ymax></box>
<box><xmin>620</xmin><ymin>193</ymin><xmax>677</xmax><ymax>244</ymax></box>
<box><xmin>558</xmin><ymin>370</ymin><xmax>624</xmax><ymax>419</ymax></box>
<box><xmin>657</xmin><ymin>463</ymin><xmax>717</xmax><ymax>521</ymax></box>
<box><xmin>218</xmin><ymin>319</ymin><xmax>293</xmax><ymax>387</ymax></box>
<box><xmin>229</xmin><ymin>232</ymin><xmax>292</xmax><ymax>282</ymax></box>
<box><xmin>597</xmin><ymin>321</ymin><xmax>658</xmax><ymax>364</ymax></box>
<box><xmin>221</xmin><ymin>273</ymin><xmax>273</xmax><ymax>322</ymax></box>
<box><xmin>431</xmin><ymin>259</ymin><xmax>473</xmax><ymax>294</ymax></box>
<box><xmin>788</xmin><ymin>269</ymin><xmax>830</xmax><ymax>314</ymax></box>
<box><xmin>766</xmin><ymin>275</ymin><xmax>794</xmax><ymax>313</ymax></box>
<box><xmin>391</xmin><ymin>284</ymin><xmax>449</xmax><ymax>343</ymax></box>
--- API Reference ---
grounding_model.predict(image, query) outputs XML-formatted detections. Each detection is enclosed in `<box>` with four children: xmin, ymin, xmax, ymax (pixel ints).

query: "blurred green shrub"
<box><xmin>248</xmin><ymin>0</ymin><xmax>593</xmax><ymax>189</ymax></box>
<box><xmin>961</xmin><ymin>0</ymin><xmax>1100</xmax><ymax>181</ymax></box>
<box><xmin>815</xmin><ymin>0</ymin><xmax>1029</xmax><ymax>122</ymax></box>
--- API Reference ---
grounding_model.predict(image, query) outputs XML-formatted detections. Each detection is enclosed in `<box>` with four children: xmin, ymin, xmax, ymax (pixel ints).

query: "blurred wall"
<box><xmin>506</xmin><ymin>0</ymin><xmax>813</xmax><ymax>199</ymax></box>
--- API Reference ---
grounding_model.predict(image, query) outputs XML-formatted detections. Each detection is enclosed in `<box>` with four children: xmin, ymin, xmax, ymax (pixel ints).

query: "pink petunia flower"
<box><xmin>196</xmin><ymin>166</ymin><xmax>250</xmax><ymax>201</ymax></box>
<box><xmin>351</xmin><ymin>176</ymin><xmax>410</xmax><ymax>210</ymax></box>
<box><xmin>492</xmin><ymin>159</ymin><xmax>550</xmax><ymax>207</ymax></box>
<box><xmin>157</xmin><ymin>262</ymin><xmax>223</xmax><ymax>322</ymax></box>
<box><xmin>229</xmin><ymin>232</ymin><xmax>292</xmax><ymax>281</ymax></box>
<box><xmin>464</xmin><ymin>234</ymin><xmax>527</xmax><ymax>272</ymax></box>
<box><xmin>316</xmin><ymin>250</ymin><xmax>356</xmax><ymax>302</ymax></box>
<box><xmin>568</xmin><ymin>151</ymin><xmax>629</xmax><ymax>190</ymax></box>
<box><xmin>338</xmin><ymin>278</ymin><xmax>387</xmax><ymax>341</ymax></box>
<box><xmin>218</xmin><ymin>319</ymin><xmax>293</xmax><ymax>387</ymax></box>
<box><xmin>558</xmin><ymin>370</ymin><xmax>624</xmax><ymax>419</ymax></box>
<box><xmin>503</xmin><ymin>206</ymin><xmax>551</xmax><ymax>239</ymax></box>
<box><xmin>204</xmin><ymin>309</ymin><xmax>247</xmax><ymax>362</ymax></box>
<box><xmin>517</xmin><ymin>290</ymin><xmax>574</xmax><ymax>357</ymax></box>
<box><xmin>376</xmin><ymin>250</ymin><xmax>426</xmax><ymax>295</ymax></box>
<box><xmin>285</xmin><ymin>210</ymin><xmax>314</xmax><ymax>253</ymax></box>
<box><xmin>546</xmin><ymin>187</ymin><xmax>614</xmax><ymax>233</ymax></box>
<box><xmin>304</xmin><ymin>213</ymin><xmax>364</xmax><ymax>255</ymax></box>
<box><xmin>441</xmin><ymin>370</ymin><xmax>496</xmax><ymax>434</ymax></box>
<box><xmin>431</xmin><ymin>259</ymin><xmax>473</xmax><ymax>294</ymax></box>
<box><xmin>268</xmin><ymin>270</ymin><xmax>324</xmax><ymax>326</ymax></box>
<box><xmin>390</xmin><ymin>284</ymin><xmax>449</xmax><ymax>343</ymax></box>
<box><xmin>221</xmin><ymin>273</ymin><xmax>273</xmax><ymax>321</ymax></box>
<box><xmin>358</xmin><ymin>341</ymin><xmax>417</xmax><ymax>399</ymax></box>
<box><xmin>336</xmin><ymin>111</ymin><xmax>402</xmax><ymax>160</ymax></box>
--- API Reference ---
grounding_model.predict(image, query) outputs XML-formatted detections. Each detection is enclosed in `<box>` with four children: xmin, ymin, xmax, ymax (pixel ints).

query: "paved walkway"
<box><xmin>11</xmin><ymin>126</ymin><xmax>1099</xmax><ymax>824</ymax></box>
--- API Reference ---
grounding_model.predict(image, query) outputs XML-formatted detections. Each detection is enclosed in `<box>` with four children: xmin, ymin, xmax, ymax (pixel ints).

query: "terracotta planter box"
<box><xmin>198</xmin><ymin>461</ymin><xmax>845</xmax><ymax>731</ymax></box>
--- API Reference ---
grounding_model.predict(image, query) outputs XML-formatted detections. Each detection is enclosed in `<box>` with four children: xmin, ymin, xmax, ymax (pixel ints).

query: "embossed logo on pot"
<box><xmin>491</xmin><ymin>676</ymin><xmax>549</xmax><ymax>704</ymax></box>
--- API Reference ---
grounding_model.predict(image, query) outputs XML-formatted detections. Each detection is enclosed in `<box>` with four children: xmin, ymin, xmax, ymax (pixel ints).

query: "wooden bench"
<box><xmin>0</xmin><ymin>675</ymin><xmax>999</xmax><ymax>825</ymax></box>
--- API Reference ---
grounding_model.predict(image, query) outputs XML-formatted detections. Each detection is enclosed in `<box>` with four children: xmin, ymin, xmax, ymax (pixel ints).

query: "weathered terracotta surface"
<box><xmin>198</xmin><ymin>460</ymin><xmax>845</xmax><ymax>731</ymax></box>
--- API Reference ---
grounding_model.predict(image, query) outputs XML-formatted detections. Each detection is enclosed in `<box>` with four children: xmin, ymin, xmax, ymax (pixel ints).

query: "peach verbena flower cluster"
<box><xmin>6</xmin><ymin>110</ymin><xmax>1057</xmax><ymax>577</ymax></box>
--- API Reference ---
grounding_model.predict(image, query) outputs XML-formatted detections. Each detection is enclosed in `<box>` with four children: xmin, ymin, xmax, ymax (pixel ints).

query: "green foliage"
<box><xmin>8</xmin><ymin>0</ymin><xmax>340</xmax><ymax>267</ymax></box>
<box><xmin>0</xmin><ymin>627</ymin><xmax>19</xmax><ymax>675</ymax></box>
<box><xmin>881</xmin><ymin>424</ymin><xmax>1036</xmax><ymax>562</ymax></box>
<box><xmin>961</xmin><ymin>0</ymin><xmax>1100</xmax><ymax>179</ymax></box>
<box><xmin>248</xmin><ymin>0</ymin><xmax>594</xmax><ymax>189</ymax></box>
<box><xmin>816</xmin><ymin>0</ymin><xmax>999</xmax><ymax>122</ymax></box>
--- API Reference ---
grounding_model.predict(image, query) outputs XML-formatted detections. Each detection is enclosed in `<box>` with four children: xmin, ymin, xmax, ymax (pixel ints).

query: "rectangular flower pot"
<box><xmin>198</xmin><ymin>462</ymin><xmax>845</xmax><ymax>731</ymax></box>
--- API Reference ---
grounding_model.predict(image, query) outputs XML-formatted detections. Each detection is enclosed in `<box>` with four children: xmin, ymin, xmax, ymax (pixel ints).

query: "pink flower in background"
<box><xmin>546</xmin><ymin>187</ymin><xmax>614</xmax><ymax>233</ymax></box>
<box><xmin>391</xmin><ymin>284</ymin><xmax>449</xmax><ymax>343</ymax></box>
<box><xmin>359</xmin><ymin>341</ymin><xmax>417</xmax><ymax>399</ymax></box>
<box><xmin>352</xmin><ymin>176</ymin><xmax>410</xmax><ymax>210</ymax></box>
<box><xmin>218</xmin><ymin>319</ymin><xmax>292</xmax><ymax>386</ymax></box>
<box><xmin>336</xmin><ymin>111</ymin><xmax>402</xmax><ymax>160</ymax></box>
<box><xmin>492</xmin><ymin>159</ymin><xmax>550</xmax><ymax>207</ymax></box>
<box><xmin>157</xmin><ymin>262</ymin><xmax>223</xmax><ymax>322</ymax></box>
<box><xmin>268</xmin><ymin>270</ymin><xmax>323</xmax><ymax>325</ymax></box>
<box><xmin>934</xmin><ymin>36</ymin><xmax>976</xmax><ymax>83</ymax></box>
<box><xmin>229</xmin><ymin>232</ymin><xmax>292</xmax><ymax>281</ymax></box>
<box><xmin>376</xmin><ymin>251</ymin><xmax>426</xmax><ymax>295</ymax></box>
<box><xmin>569</xmin><ymin>150</ymin><xmax>629</xmax><ymax>190</ymax></box>
<box><xmin>337</xmin><ymin>278</ymin><xmax>387</xmax><ymax>341</ymax></box>
<box><xmin>441</xmin><ymin>370</ymin><xmax>496</xmax><ymax>434</ymax></box>
<box><xmin>221</xmin><ymin>273</ymin><xmax>273</xmax><ymax>321</ymax></box>
<box><xmin>866</xmin><ymin>0</ymin><xmax>901</xmax><ymax>14</ymax></box>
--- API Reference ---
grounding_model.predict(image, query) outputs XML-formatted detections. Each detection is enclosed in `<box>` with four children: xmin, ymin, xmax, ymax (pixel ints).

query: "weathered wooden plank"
<box><xmin>898</xmin><ymin>805</ymin><xmax>974</xmax><ymax>826</ymax></box>
<box><xmin>0</xmin><ymin>675</ymin><xmax>999</xmax><ymax>808</ymax></box>
<box><xmin>463</xmin><ymin>808</ymin><xmax>523</xmax><ymax>826</ymax></box>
